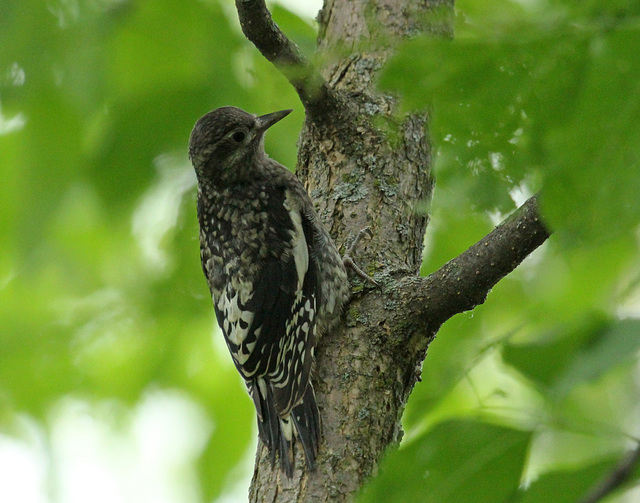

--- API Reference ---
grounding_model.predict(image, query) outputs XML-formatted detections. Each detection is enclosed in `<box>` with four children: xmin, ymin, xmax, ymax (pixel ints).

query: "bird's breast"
<box><xmin>199</xmin><ymin>188</ymin><xmax>275</xmax><ymax>282</ymax></box>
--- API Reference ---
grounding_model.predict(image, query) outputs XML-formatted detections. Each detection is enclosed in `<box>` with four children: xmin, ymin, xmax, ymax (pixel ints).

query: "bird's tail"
<box><xmin>249</xmin><ymin>378</ymin><xmax>320</xmax><ymax>477</ymax></box>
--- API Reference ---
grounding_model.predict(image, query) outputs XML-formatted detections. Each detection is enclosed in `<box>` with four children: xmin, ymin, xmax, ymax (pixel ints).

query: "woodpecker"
<box><xmin>189</xmin><ymin>106</ymin><xmax>349</xmax><ymax>476</ymax></box>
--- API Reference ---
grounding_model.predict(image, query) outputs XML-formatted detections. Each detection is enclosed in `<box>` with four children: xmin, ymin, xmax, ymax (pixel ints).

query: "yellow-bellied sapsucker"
<box><xmin>189</xmin><ymin>106</ymin><xmax>349</xmax><ymax>476</ymax></box>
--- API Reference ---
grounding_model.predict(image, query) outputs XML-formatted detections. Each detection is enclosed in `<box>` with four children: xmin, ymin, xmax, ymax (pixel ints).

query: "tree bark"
<box><xmin>237</xmin><ymin>0</ymin><xmax>550</xmax><ymax>501</ymax></box>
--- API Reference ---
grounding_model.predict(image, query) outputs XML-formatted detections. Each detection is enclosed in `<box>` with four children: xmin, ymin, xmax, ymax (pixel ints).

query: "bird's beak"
<box><xmin>255</xmin><ymin>109</ymin><xmax>293</xmax><ymax>133</ymax></box>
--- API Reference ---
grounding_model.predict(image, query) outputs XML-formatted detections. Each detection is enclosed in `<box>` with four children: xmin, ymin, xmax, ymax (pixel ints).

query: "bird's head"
<box><xmin>189</xmin><ymin>106</ymin><xmax>292</xmax><ymax>185</ymax></box>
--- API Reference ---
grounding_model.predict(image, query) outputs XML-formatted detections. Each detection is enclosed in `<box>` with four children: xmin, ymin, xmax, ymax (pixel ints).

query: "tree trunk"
<box><xmin>240</xmin><ymin>0</ymin><xmax>549</xmax><ymax>500</ymax></box>
<box><xmin>248</xmin><ymin>1</ymin><xmax>441</xmax><ymax>501</ymax></box>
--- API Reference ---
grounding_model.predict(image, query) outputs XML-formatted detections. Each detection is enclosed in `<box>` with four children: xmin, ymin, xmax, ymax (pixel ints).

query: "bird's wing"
<box><xmin>214</xmin><ymin>188</ymin><xmax>318</xmax><ymax>415</ymax></box>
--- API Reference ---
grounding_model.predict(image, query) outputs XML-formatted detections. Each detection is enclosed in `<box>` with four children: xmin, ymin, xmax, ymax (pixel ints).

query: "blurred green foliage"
<box><xmin>0</xmin><ymin>0</ymin><xmax>309</xmax><ymax>500</ymax></box>
<box><xmin>2</xmin><ymin>0</ymin><xmax>640</xmax><ymax>501</ymax></box>
<box><xmin>367</xmin><ymin>0</ymin><xmax>640</xmax><ymax>501</ymax></box>
<box><xmin>360</xmin><ymin>420</ymin><xmax>532</xmax><ymax>503</ymax></box>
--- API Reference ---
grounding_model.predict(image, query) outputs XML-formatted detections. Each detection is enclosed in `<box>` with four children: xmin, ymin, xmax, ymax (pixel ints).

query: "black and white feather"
<box><xmin>189</xmin><ymin>106</ymin><xmax>349</xmax><ymax>477</ymax></box>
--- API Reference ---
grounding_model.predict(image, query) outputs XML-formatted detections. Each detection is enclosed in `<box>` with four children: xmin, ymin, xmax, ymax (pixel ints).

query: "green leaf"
<box><xmin>503</xmin><ymin>318</ymin><xmax>640</xmax><ymax>396</ymax></box>
<box><xmin>555</xmin><ymin>319</ymin><xmax>640</xmax><ymax>395</ymax></box>
<box><xmin>542</xmin><ymin>27</ymin><xmax>640</xmax><ymax>244</ymax></box>
<box><xmin>359</xmin><ymin>420</ymin><xmax>531</xmax><ymax>503</ymax></box>
<box><xmin>502</xmin><ymin>329</ymin><xmax>590</xmax><ymax>390</ymax></box>
<box><xmin>514</xmin><ymin>458</ymin><xmax>618</xmax><ymax>503</ymax></box>
<box><xmin>380</xmin><ymin>8</ymin><xmax>640</xmax><ymax>241</ymax></box>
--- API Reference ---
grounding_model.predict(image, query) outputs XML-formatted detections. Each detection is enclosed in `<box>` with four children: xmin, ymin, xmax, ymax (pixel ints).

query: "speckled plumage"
<box><xmin>189</xmin><ymin>106</ymin><xmax>349</xmax><ymax>476</ymax></box>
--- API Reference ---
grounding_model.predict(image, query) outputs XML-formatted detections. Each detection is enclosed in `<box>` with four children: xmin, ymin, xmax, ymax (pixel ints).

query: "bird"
<box><xmin>188</xmin><ymin>106</ymin><xmax>350</xmax><ymax>477</ymax></box>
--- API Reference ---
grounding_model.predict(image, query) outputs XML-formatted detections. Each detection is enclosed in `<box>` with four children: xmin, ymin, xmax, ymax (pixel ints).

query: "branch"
<box><xmin>580</xmin><ymin>443</ymin><xmax>640</xmax><ymax>503</ymax></box>
<box><xmin>235</xmin><ymin>0</ymin><xmax>339</xmax><ymax>118</ymax></box>
<box><xmin>398</xmin><ymin>194</ymin><xmax>551</xmax><ymax>331</ymax></box>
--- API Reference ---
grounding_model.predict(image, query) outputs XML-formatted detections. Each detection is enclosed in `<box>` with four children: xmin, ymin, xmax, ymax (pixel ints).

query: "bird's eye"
<box><xmin>232</xmin><ymin>131</ymin><xmax>246</xmax><ymax>143</ymax></box>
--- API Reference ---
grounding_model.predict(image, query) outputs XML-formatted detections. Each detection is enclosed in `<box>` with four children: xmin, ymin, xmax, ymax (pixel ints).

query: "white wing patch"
<box><xmin>284</xmin><ymin>192</ymin><xmax>309</xmax><ymax>292</ymax></box>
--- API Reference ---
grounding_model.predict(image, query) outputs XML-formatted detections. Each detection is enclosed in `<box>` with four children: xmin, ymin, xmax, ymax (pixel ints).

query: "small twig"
<box><xmin>234</xmin><ymin>0</ymin><xmax>339</xmax><ymax>117</ymax></box>
<box><xmin>343</xmin><ymin>228</ymin><xmax>381</xmax><ymax>289</ymax></box>
<box><xmin>580</xmin><ymin>443</ymin><xmax>640</xmax><ymax>503</ymax></box>
<box><xmin>400</xmin><ymin>194</ymin><xmax>551</xmax><ymax>330</ymax></box>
